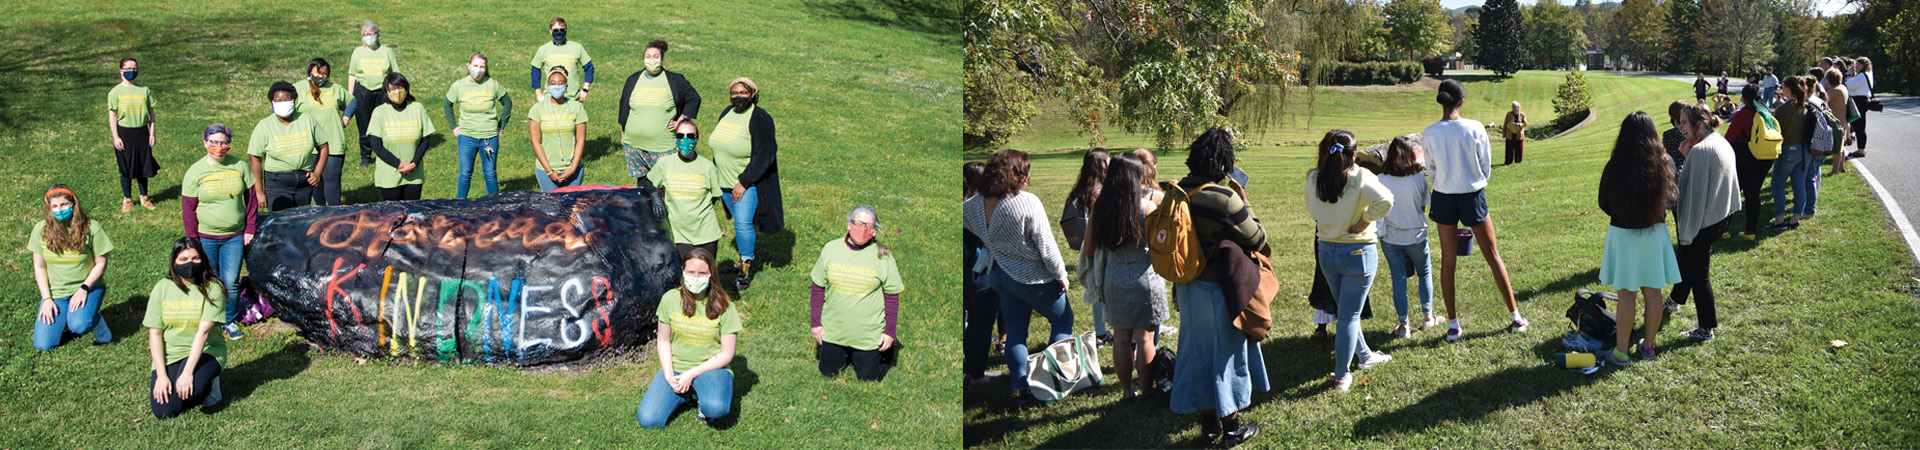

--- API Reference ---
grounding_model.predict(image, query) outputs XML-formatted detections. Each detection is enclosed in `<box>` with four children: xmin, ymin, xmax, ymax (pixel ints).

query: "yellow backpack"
<box><xmin>1145</xmin><ymin>181</ymin><xmax>1207</xmax><ymax>283</ymax></box>
<box><xmin>1750</xmin><ymin>111</ymin><xmax>1784</xmax><ymax>160</ymax></box>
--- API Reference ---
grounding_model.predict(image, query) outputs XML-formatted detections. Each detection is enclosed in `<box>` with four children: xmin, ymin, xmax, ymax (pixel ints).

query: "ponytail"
<box><xmin>1314</xmin><ymin>130</ymin><xmax>1357</xmax><ymax>204</ymax></box>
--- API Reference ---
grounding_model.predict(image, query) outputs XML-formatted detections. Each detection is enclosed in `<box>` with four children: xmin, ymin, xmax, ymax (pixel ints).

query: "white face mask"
<box><xmin>548</xmin><ymin>84</ymin><xmax>567</xmax><ymax>100</ymax></box>
<box><xmin>469</xmin><ymin>66</ymin><xmax>485</xmax><ymax>80</ymax></box>
<box><xmin>362</xmin><ymin>35</ymin><xmax>378</xmax><ymax>47</ymax></box>
<box><xmin>272</xmin><ymin>100</ymin><xmax>295</xmax><ymax>118</ymax></box>
<box><xmin>683</xmin><ymin>275</ymin><xmax>710</xmax><ymax>294</ymax></box>
<box><xmin>645</xmin><ymin>57</ymin><xmax>662</xmax><ymax>73</ymax></box>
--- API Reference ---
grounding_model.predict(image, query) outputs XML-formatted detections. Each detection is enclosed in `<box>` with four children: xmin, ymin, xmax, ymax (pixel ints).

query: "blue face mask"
<box><xmin>548</xmin><ymin>84</ymin><xmax>567</xmax><ymax>100</ymax></box>
<box><xmin>121</xmin><ymin>70</ymin><xmax>137</xmax><ymax>81</ymax></box>
<box><xmin>52</xmin><ymin>207</ymin><xmax>73</xmax><ymax>221</ymax></box>
<box><xmin>676</xmin><ymin>138</ymin><xmax>697</xmax><ymax>157</ymax></box>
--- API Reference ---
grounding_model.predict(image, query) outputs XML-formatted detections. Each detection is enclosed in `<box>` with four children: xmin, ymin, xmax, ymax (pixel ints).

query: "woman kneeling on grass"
<box><xmin>31</xmin><ymin>185</ymin><xmax>114</xmax><ymax>350</ymax></box>
<box><xmin>1596</xmin><ymin>112</ymin><xmax>1683</xmax><ymax>366</ymax></box>
<box><xmin>810</xmin><ymin>205</ymin><xmax>905</xmax><ymax>381</ymax></box>
<box><xmin>637</xmin><ymin>248</ymin><xmax>740</xmax><ymax>428</ymax></box>
<box><xmin>147</xmin><ymin>237</ymin><xmax>229</xmax><ymax>419</ymax></box>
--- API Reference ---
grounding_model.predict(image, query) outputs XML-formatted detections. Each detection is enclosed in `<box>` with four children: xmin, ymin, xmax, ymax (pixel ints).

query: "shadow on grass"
<box><xmin>99</xmin><ymin>294</ymin><xmax>148</xmax><ymax>346</ymax></box>
<box><xmin>755</xmin><ymin>228</ymin><xmax>798</xmax><ymax>271</ymax></box>
<box><xmin>1349</xmin><ymin>338</ymin><xmax>1614</xmax><ymax>439</ymax></box>
<box><xmin>1515</xmin><ymin>267</ymin><xmax>1601</xmax><ymax>302</ymax></box>
<box><xmin>800</xmin><ymin>0</ymin><xmax>959</xmax><ymax>44</ymax></box>
<box><xmin>201</xmin><ymin>340</ymin><xmax>311</xmax><ymax>414</ymax></box>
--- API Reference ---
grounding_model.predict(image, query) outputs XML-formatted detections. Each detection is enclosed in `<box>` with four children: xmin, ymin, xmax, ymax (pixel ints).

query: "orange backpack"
<box><xmin>1146</xmin><ymin>181</ymin><xmax>1207</xmax><ymax>283</ymax></box>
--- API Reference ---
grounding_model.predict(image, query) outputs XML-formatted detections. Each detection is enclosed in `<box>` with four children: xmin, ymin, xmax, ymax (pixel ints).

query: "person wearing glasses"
<box><xmin>180</xmin><ymin>123</ymin><xmax>256</xmax><ymax>341</ymax></box>
<box><xmin>808</xmin><ymin>205</ymin><xmax>904</xmax><ymax>381</ymax></box>
<box><xmin>645</xmin><ymin>121</ymin><xmax>724</xmax><ymax>259</ymax></box>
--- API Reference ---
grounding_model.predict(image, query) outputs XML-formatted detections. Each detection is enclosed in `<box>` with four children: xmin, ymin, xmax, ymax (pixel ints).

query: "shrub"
<box><xmin>1323</xmin><ymin>61</ymin><xmax>1426</xmax><ymax>86</ymax></box>
<box><xmin>1421</xmin><ymin>56</ymin><xmax>1448</xmax><ymax>77</ymax></box>
<box><xmin>1553</xmin><ymin>70</ymin><xmax>1593</xmax><ymax>128</ymax></box>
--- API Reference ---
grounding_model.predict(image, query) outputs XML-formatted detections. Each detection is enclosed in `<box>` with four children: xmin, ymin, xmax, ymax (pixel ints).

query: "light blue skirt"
<box><xmin>1169</xmin><ymin>281</ymin><xmax>1270</xmax><ymax>416</ymax></box>
<box><xmin>1599</xmin><ymin>224</ymin><xmax>1683</xmax><ymax>291</ymax></box>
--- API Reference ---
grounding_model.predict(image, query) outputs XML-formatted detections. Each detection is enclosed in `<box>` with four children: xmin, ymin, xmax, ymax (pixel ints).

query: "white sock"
<box><xmin>1511</xmin><ymin>310</ymin><xmax>1525</xmax><ymax>322</ymax></box>
<box><xmin>1449</xmin><ymin>319</ymin><xmax>1461</xmax><ymax>329</ymax></box>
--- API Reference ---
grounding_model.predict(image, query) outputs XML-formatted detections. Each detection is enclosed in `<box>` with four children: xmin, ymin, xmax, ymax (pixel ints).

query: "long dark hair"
<box><xmin>1066</xmin><ymin>148</ymin><xmax>1109</xmax><ymax>210</ymax></box>
<box><xmin>1185</xmin><ymin>128</ymin><xmax>1235</xmax><ymax>181</ymax></box>
<box><xmin>306</xmin><ymin>58</ymin><xmax>331</xmax><ymax>103</ymax></box>
<box><xmin>678</xmin><ymin>248</ymin><xmax>732</xmax><ymax>320</ymax></box>
<box><xmin>962</xmin><ymin>161</ymin><xmax>985</xmax><ymax>199</ymax></box>
<box><xmin>1088</xmin><ymin>156</ymin><xmax>1145</xmax><ymax>249</ymax></box>
<box><xmin>1598</xmin><ymin>112</ymin><xmax>1676</xmax><ymax>223</ymax></box>
<box><xmin>1380</xmin><ymin>135</ymin><xmax>1425</xmax><ymax>177</ymax></box>
<box><xmin>167</xmin><ymin>237</ymin><xmax>226</xmax><ymax>306</ymax></box>
<box><xmin>1313</xmin><ymin>130</ymin><xmax>1358</xmax><ymax>204</ymax></box>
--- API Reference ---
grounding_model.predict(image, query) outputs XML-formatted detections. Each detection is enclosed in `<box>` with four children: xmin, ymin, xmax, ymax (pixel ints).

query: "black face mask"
<box><xmin>731</xmin><ymin>96</ymin><xmax>753</xmax><ymax>112</ymax></box>
<box><xmin>173</xmin><ymin>261</ymin><xmax>204</xmax><ymax>280</ymax></box>
<box><xmin>552</xmin><ymin>29</ymin><xmax>566</xmax><ymax>45</ymax></box>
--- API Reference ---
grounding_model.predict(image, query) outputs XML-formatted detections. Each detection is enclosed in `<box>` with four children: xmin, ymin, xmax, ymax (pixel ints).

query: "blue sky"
<box><xmin>1436</xmin><ymin>0</ymin><xmax>1854</xmax><ymax>17</ymax></box>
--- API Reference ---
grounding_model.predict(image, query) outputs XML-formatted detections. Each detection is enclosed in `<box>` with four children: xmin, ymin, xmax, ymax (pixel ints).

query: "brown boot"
<box><xmin>121</xmin><ymin>198</ymin><xmax>133</xmax><ymax>212</ymax></box>
<box><xmin>139</xmin><ymin>196</ymin><xmax>155</xmax><ymax>210</ymax></box>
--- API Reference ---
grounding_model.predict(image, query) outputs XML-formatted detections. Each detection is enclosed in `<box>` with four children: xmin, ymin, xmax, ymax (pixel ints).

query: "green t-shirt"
<box><xmin>368</xmin><ymin>102</ymin><xmax>437</xmax><ymax>188</ymax></box>
<box><xmin>27</xmin><ymin>221</ymin><xmax>113</xmax><ymax>297</ymax></box>
<box><xmin>809</xmin><ymin>239</ymin><xmax>905</xmax><ymax>350</ymax></box>
<box><xmin>142</xmin><ymin>280</ymin><xmax>227</xmax><ymax>366</ymax></box>
<box><xmin>295</xmin><ymin>80</ymin><xmax>350</xmax><ymax>156</ymax></box>
<box><xmin>709</xmin><ymin>106</ymin><xmax>756</xmax><ymax>187</ymax></box>
<box><xmin>349</xmin><ymin>45</ymin><xmax>399</xmax><ymax>91</ymax></box>
<box><xmin>655</xmin><ymin>290</ymin><xmax>742</xmax><ymax>373</ymax></box>
<box><xmin>247</xmin><ymin>113</ymin><xmax>324</xmax><ymax>172</ymax></box>
<box><xmin>107</xmin><ymin>84</ymin><xmax>152</xmax><ymax>129</ymax></box>
<box><xmin>528</xmin><ymin>98</ymin><xmax>588</xmax><ymax>168</ymax></box>
<box><xmin>181</xmin><ymin>155</ymin><xmax>254</xmax><ymax>235</ymax></box>
<box><xmin>445</xmin><ymin>77</ymin><xmax>507</xmax><ymax>139</ymax></box>
<box><xmin>645</xmin><ymin>155</ymin><xmax>724</xmax><ymax>245</ymax></box>
<box><xmin>620</xmin><ymin>72</ymin><xmax>677</xmax><ymax>151</ymax></box>
<box><xmin>530</xmin><ymin>41</ymin><xmax>592</xmax><ymax>99</ymax></box>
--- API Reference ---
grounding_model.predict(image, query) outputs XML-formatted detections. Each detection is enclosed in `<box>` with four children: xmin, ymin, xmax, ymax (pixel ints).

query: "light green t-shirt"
<box><xmin>295</xmin><ymin>80</ymin><xmax>350</xmax><ymax>156</ymax></box>
<box><xmin>528</xmin><ymin>98</ymin><xmax>588</xmax><ymax>168</ymax></box>
<box><xmin>445</xmin><ymin>77</ymin><xmax>507</xmax><ymax>139</ymax></box>
<box><xmin>621</xmin><ymin>72</ymin><xmax>677</xmax><ymax>151</ymax></box>
<box><xmin>27</xmin><ymin>221</ymin><xmax>113</xmax><ymax>297</ymax></box>
<box><xmin>349</xmin><ymin>45</ymin><xmax>399</xmax><ymax>91</ymax></box>
<box><xmin>645</xmin><ymin>154</ymin><xmax>724</xmax><ymax>245</ymax></box>
<box><xmin>142</xmin><ymin>280</ymin><xmax>227</xmax><ymax>366</ymax></box>
<box><xmin>368</xmin><ymin>102</ymin><xmax>437</xmax><ymax>188</ymax></box>
<box><xmin>181</xmin><ymin>155</ymin><xmax>253</xmax><ymax>235</ymax></box>
<box><xmin>655</xmin><ymin>290</ymin><xmax>742</xmax><ymax>373</ymax></box>
<box><xmin>709</xmin><ymin>106</ymin><xmax>756</xmax><ymax>188</ymax></box>
<box><xmin>247</xmin><ymin>113</ymin><xmax>323</xmax><ymax>172</ymax></box>
<box><xmin>107</xmin><ymin>84</ymin><xmax>152</xmax><ymax>129</ymax></box>
<box><xmin>530</xmin><ymin>41</ymin><xmax>592</xmax><ymax>99</ymax></box>
<box><xmin>809</xmin><ymin>239</ymin><xmax>905</xmax><ymax>350</ymax></box>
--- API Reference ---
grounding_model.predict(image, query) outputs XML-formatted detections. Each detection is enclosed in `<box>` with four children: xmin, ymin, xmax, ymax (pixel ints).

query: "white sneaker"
<box><xmin>1332</xmin><ymin>374</ymin><xmax>1354</xmax><ymax>392</ymax></box>
<box><xmin>1445</xmin><ymin>325</ymin><xmax>1464</xmax><ymax>342</ymax></box>
<box><xmin>1511</xmin><ymin>316</ymin><xmax>1530</xmax><ymax>333</ymax></box>
<box><xmin>1354</xmin><ymin>351</ymin><xmax>1393</xmax><ymax>370</ymax></box>
<box><xmin>1420</xmin><ymin>315</ymin><xmax>1444</xmax><ymax>330</ymax></box>
<box><xmin>1158</xmin><ymin>325</ymin><xmax>1179</xmax><ymax>336</ymax></box>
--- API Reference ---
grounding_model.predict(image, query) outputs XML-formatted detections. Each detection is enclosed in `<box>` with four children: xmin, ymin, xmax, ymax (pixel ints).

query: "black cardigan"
<box><xmin>715</xmin><ymin>105</ymin><xmax>784</xmax><ymax>234</ymax></box>
<box><xmin>618</xmin><ymin>70</ymin><xmax>701</xmax><ymax>130</ymax></box>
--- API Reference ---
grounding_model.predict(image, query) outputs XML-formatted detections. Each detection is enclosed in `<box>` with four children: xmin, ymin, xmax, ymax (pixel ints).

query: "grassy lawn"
<box><xmin>0</xmin><ymin>1</ymin><xmax>958</xmax><ymax>448</ymax></box>
<box><xmin>965</xmin><ymin>71</ymin><xmax>1920</xmax><ymax>447</ymax></box>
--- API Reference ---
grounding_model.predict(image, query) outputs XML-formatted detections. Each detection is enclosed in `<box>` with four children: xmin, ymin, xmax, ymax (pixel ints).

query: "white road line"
<box><xmin>1849</xmin><ymin>159</ymin><xmax>1920</xmax><ymax>263</ymax></box>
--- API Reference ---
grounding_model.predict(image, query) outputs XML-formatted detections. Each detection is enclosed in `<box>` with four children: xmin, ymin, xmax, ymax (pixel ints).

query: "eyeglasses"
<box><xmin>206</xmin><ymin>140</ymin><xmax>230</xmax><ymax>147</ymax></box>
<box><xmin>849</xmin><ymin>220</ymin><xmax>878</xmax><ymax>230</ymax></box>
<box><xmin>676</xmin><ymin>133</ymin><xmax>698</xmax><ymax>139</ymax></box>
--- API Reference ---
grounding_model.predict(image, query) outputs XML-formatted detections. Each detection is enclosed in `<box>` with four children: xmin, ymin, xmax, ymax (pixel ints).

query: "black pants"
<box><xmin>1851</xmin><ymin>95</ymin><xmax>1870</xmax><ymax>151</ymax></box>
<box><xmin>1504</xmin><ymin>139</ymin><xmax>1524</xmax><ymax>164</ymax></box>
<box><xmin>963</xmin><ymin>273</ymin><xmax>1000</xmax><ymax>377</ymax></box>
<box><xmin>1672</xmin><ymin>217</ymin><xmax>1729</xmax><ymax>329</ymax></box>
<box><xmin>318</xmin><ymin>155</ymin><xmax>345</xmax><ymax>206</ymax></box>
<box><xmin>150</xmin><ymin>357</ymin><xmax>222</xmax><ymax>419</ymax></box>
<box><xmin>352</xmin><ymin>85</ymin><xmax>385</xmax><ymax>162</ymax></box>
<box><xmin>818</xmin><ymin>342</ymin><xmax>893</xmax><ymax>381</ymax></box>
<box><xmin>263</xmin><ymin>170</ymin><xmax>314</xmax><ymax>211</ymax></box>
<box><xmin>1734</xmin><ymin>143</ymin><xmax>1773</xmax><ymax>234</ymax></box>
<box><xmin>674</xmin><ymin>241</ymin><xmax>719</xmax><ymax>261</ymax></box>
<box><xmin>379</xmin><ymin>184</ymin><xmax>423</xmax><ymax>201</ymax></box>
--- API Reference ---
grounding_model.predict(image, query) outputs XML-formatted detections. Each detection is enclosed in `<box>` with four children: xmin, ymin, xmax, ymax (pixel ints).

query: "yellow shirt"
<box><xmin>1304</xmin><ymin>167</ymin><xmax>1393</xmax><ymax>244</ymax></box>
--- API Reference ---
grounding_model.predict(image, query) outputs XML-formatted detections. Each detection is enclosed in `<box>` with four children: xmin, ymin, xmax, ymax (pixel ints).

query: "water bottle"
<box><xmin>1456</xmin><ymin>229</ymin><xmax>1475</xmax><ymax>256</ymax></box>
<box><xmin>1555</xmin><ymin>352</ymin><xmax>1596</xmax><ymax>369</ymax></box>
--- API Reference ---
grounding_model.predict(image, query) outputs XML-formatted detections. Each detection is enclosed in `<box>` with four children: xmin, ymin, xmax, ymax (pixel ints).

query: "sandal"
<box><xmin>139</xmin><ymin>196</ymin><xmax>155</xmax><ymax>210</ymax></box>
<box><xmin>121</xmin><ymin>198</ymin><xmax>133</xmax><ymax>212</ymax></box>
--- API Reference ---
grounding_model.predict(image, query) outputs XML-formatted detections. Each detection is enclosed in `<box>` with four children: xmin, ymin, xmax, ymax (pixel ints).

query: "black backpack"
<box><xmin>1566</xmin><ymin>289</ymin><xmax>1617</xmax><ymax>350</ymax></box>
<box><xmin>1148</xmin><ymin>345</ymin><xmax>1177</xmax><ymax>393</ymax></box>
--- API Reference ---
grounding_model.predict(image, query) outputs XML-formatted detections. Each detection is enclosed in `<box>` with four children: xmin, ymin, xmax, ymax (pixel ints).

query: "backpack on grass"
<box><xmin>1565</xmin><ymin>289</ymin><xmax>1617</xmax><ymax>351</ymax></box>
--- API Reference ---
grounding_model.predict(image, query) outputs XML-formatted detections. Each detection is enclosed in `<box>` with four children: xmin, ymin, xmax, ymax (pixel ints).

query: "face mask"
<box><xmin>363</xmin><ymin>34</ymin><xmax>378</xmax><ymax>47</ymax></box>
<box><xmin>51</xmin><ymin>207</ymin><xmax>73</xmax><ymax>221</ymax></box>
<box><xmin>677</xmin><ymin>137</ymin><xmax>697</xmax><ymax>157</ymax></box>
<box><xmin>645</xmin><ymin>58</ymin><xmax>663</xmax><ymax>74</ymax></box>
<box><xmin>172</xmin><ymin>261</ymin><xmax>204</xmax><ymax>280</ymax></box>
<box><xmin>309</xmin><ymin>75</ymin><xmax>326</xmax><ymax>85</ymax></box>
<box><xmin>548</xmin><ymin>84</ymin><xmax>567</xmax><ymax>100</ymax></box>
<box><xmin>551</xmin><ymin>29</ymin><xmax>566</xmax><ymax>45</ymax></box>
<box><xmin>273</xmin><ymin>100</ymin><xmax>295</xmax><ymax>117</ymax></box>
<box><xmin>388</xmin><ymin>89</ymin><xmax>407</xmax><ymax>105</ymax></box>
<box><xmin>121</xmin><ymin>70</ymin><xmax>137</xmax><ymax>81</ymax></box>
<box><xmin>731</xmin><ymin>96</ymin><xmax>753</xmax><ymax>112</ymax></box>
<box><xmin>683</xmin><ymin>275</ymin><xmax>710</xmax><ymax>294</ymax></box>
<box><xmin>469</xmin><ymin>66</ymin><xmax>485</xmax><ymax>80</ymax></box>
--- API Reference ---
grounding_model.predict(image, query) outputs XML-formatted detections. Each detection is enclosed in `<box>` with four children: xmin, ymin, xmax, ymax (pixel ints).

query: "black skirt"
<box><xmin>114</xmin><ymin>125</ymin><xmax>160</xmax><ymax>178</ymax></box>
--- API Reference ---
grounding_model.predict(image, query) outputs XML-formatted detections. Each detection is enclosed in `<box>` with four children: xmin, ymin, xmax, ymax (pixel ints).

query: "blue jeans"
<box><xmin>1762</xmin><ymin>87</ymin><xmax>1777</xmax><ymax>105</ymax></box>
<box><xmin>1379</xmin><ymin>240</ymin><xmax>1433</xmax><ymax>322</ymax></box>
<box><xmin>199</xmin><ymin>236</ymin><xmax>244</xmax><ymax>324</ymax></box>
<box><xmin>1771</xmin><ymin>145</ymin><xmax>1809</xmax><ymax>217</ymax></box>
<box><xmin>719</xmin><ymin>185</ymin><xmax>759</xmax><ymax>261</ymax></box>
<box><xmin>1319</xmin><ymin>241</ymin><xmax>1379</xmax><ymax>380</ymax></box>
<box><xmin>455</xmin><ymin>135</ymin><xmax>500</xmax><ymax>199</ymax></box>
<box><xmin>635</xmin><ymin>369</ymin><xmax>733</xmax><ymax>428</ymax></box>
<box><xmin>1804</xmin><ymin>153</ymin><xmax>1826</xmax><ymax>216</ymax></box>
<box><xmin>535</xmin><ymin>167</ymin><xmax>583</xmax><ymax>192</ymax></box>
<box><xmin>988</xmin><ymin>268</ymin><xmax>1073</xmax><ymax>391</ymax></box>
<box><xmin>33</xmin><ymin>285</ymin><xmax>110</xmax><ymax>349</ymax></box>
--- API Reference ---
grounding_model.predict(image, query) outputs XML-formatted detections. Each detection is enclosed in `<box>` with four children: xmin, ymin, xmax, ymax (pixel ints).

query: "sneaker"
<box><xmin>1392</xmin><ymin>324</ymin><xmax>1411</xmax><ymax>339</ymax></box>
<box><xmin>222</xmin><ymin>323</ymin><xmax>245</xmax><ymax>340</ymax></box>
<box><xmin>1764</xmin><ymin>220</ymin><xmax>1792</xmax><ymax>231</ymax></box>
<box><xmin>1332</xmin><ymin>374</ymin><xmax>1354</xmax><ymax>392</ymax></box>
<box><xmin>720</xmin><ymin>261</ymin><xmax>743</xmax><ymax>274</ymax></box>
<box><xmin>1420</xmin><ymin>315</ymin><xmax>1444</xmax><ymax>330</ymax></box>
<box><xmin>1681</xmin><ymin>327</ymin><xmax>1716</xmax><ymax>341</ymax></box>
<box><xmin>1354</xmin><ymin>351</ymin><xmax>1393</xmax><ymax>370</ymax></box>
<box><xmin>734</xmin><ymin>261</ymin><xmax>754</xmax><ymax>290</ymax></box>
<box><xmin>1663</xmin><ymin>296</ymin><xmax>1681</xmax><ymax>315</ymax></box>
<box><xmin>1095</xmin><ymin>333</ymin><xmax>1114</xmax><ymax>347</ymax></box>
<box><xmin>1849</xmin><ymin>150</ymin><xmax>1867</xmax><ymax>159</ymax></box>
<box><xmin>1445</xmin><ymin>326</ymin><xmax>1463</xmax><ymax>342</ymax></box>
<box><xmin>697</xmin><ymin>411</ymin><xmax>709</xmax><ymax>422</ymax></box>
<box><xmin>1510</xmin><ymin>316</ymin><xmax>1529</xmax><ymax>333</ymax></box>
<box><xmin>1603</xmin><ymin>349</ymin><xmax>1632</xmax><ymax>367</ymax></box>
<box><xmin>203</xmin><ymin>377</ymin><xmax>223</xmax><ymax>406</ymax></box>
<box><xmin>1217</xmin><ymin>421</ymin><xmax>1260</xmax><ymax>448</ymax></box>
<box><xmin>1158</xmin><ymin>325</ymin><xmax>1179</xmax><ymax>336</ymax></box>
<box><xmin>1638</xmin><ymin>342</ymin><xmax>1658</xmax><ymax>360</ymax></box>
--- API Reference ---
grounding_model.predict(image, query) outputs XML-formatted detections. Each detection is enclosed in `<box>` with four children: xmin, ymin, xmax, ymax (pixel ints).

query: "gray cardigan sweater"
<box><xmin>1674</xmin><ymin>132</ymin><xmax>1743</xmax><ymax>245</ymax></box>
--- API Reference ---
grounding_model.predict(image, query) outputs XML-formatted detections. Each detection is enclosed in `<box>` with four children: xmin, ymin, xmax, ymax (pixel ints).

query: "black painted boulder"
<box><xmin>245</xmin><ymin>188</ymin><xmax>678</xmax><ymax>365</ymax></box>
